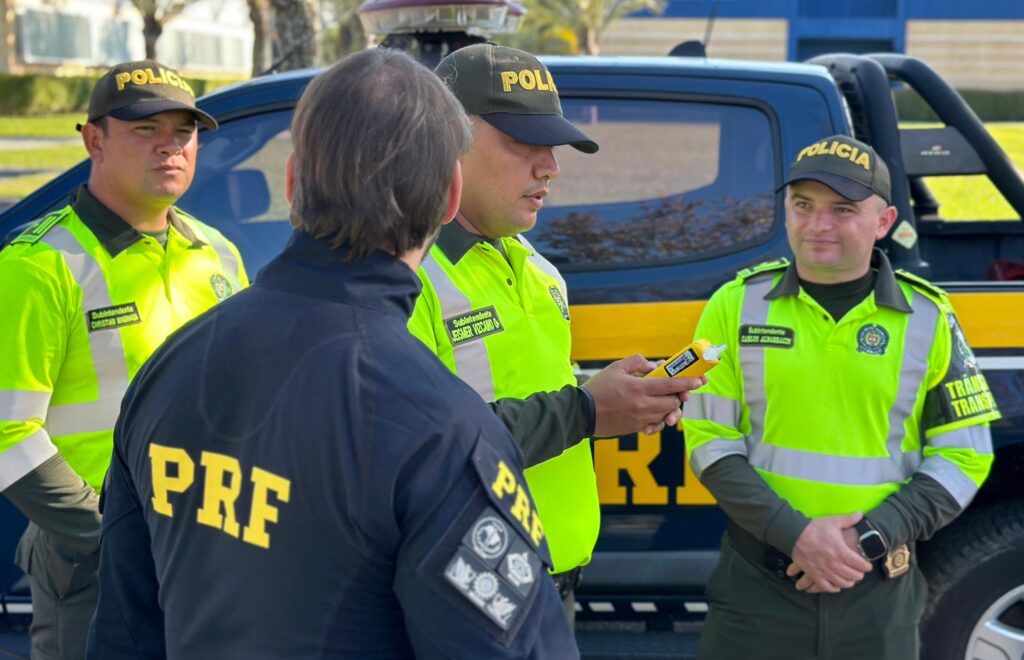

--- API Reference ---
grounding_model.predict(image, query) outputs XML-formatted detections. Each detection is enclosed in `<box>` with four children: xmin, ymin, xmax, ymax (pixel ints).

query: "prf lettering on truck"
<box><xmin>594</xmin><ymin>422</ymin><xmax>715</xmax><ymax>506</ymax></box>
<box><xmin>149</xmin><ymin>444</ymin><xmax>291</xmax><ymax>549</ymax></box>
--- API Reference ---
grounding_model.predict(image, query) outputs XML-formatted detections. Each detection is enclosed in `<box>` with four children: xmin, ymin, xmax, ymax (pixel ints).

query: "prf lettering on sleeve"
<box><xmin>115</xmin><ymin>67</ymin><xmax>195</xmax><ymax>98</ymax></box>
<box><xmin>490</xmin><ymin>460</ymin><xmax>545</xmax><ymax>547</ymax></box>
<box><xmin>500</xmin><ymin>69</ymin><xmax>558</xmax><ymax>93</ymax></box>
<box><xmin>149</xmin><ymin>443</ymin><xmax>290</xmax><ymax>549</ymax></box>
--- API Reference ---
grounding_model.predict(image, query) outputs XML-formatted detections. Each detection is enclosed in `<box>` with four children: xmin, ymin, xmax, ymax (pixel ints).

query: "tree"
<box><xmin>269</xmin><ymin>0</ymin><xmax>317</xmax><ymax>71</ymax></box>
<box><xmin>130</xmin><ymin>0</ymin><xmax>194</xmax><ymax>60</ymax></box>
<box><xmin>248</xmin><ymin>0</ymin><xmax>273</xmax><ymax>76</ymax></box>
<box><xmin>531</xmin><ymin>0</ymin><xmax>665</xmax><ymax>55</ymax></box>
<box><xmin>320</xmin><ymin>0</ymin><xmax>369</xmax><ymax>62</ymax></box>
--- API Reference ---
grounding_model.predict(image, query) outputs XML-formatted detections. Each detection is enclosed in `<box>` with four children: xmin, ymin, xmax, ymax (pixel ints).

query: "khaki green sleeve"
<box><xmin>488</xmin><ymin>385</ymin><xmax>593</xmax><ymax>468</ymax></box>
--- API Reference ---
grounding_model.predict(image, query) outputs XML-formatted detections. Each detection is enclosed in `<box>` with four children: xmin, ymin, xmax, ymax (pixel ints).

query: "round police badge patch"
<box><xmin>857</xmin><ymin>324</ymin><xmax>889</xmax><ymax>355</ymax></box>
<box><xmin>471</xmin><ymin>516</ymin><xmax>509</xmax><ymax>560</ymax></box>
<box><xmin>549</xmin><ymin>286</ymin><xmax>570</xmax><ymax>321</ymax></box>
<box><xmin>210</xmin><ymin>274</ymin><xmax>233</xmax><ymax>302</ymax></box>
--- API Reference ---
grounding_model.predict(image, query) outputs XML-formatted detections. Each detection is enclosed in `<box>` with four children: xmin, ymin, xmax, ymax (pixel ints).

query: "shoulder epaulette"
<box><xmin>11</xmin><ymin>210</ymin><xmax>68</xmax><ymax>246</ymax></box>
<box><xmin>894</xmin><ymin>269</ymin><xmax>949</xmax><ymax>301</ymax></box>
<box><xmin>737</xmin><ymin>258</ymin><xmax>790</xmax><ymax>281</ymax></box>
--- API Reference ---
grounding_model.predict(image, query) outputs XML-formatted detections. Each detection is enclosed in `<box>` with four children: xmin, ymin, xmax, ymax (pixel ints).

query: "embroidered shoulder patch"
<box><xmin>445</xmin><ymin>306</ymin><xmax>504</xmax><ymax>346</ymax></box>
<box><xmin>471</xmin><ymin>439</ymin><xmax>550</xmax><ymax>565</ymax></box>
<box><xmin>11</xmin><ymin>211</ymin><xmax>65</xmax><ymax>246</ymax></box>
<box><xmin>922</xmin><ymin>313</ymin><xmax>1000</xmax><ymax>428</ymax></box>
<box><xmin>894</xmin><ymin>269</ymin><xmax>947</xmax><ymax>301</ymax></box>
<box><xmin>737</xmin><ymin>258</ymin><xmax>789</xmax><ymax>281</ymax></box>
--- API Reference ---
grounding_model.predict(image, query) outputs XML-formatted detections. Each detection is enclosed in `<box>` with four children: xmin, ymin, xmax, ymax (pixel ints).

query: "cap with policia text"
<box><xmin>436</xmin><ymin>44</ymin><xmax>598</xmax><ymax>154</ymax></box>
<box><xmin>79</xmin><ymin>60</ymin><xmax>218</xmax><ymax>131</ymax></box>
<box><xmin>780</xmin><ymin>134</ymin><xmax>890</xmax><ymax>204</ymax></box>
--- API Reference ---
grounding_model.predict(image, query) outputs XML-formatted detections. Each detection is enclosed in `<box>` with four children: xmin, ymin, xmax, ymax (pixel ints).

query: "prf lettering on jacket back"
<box><xmin>796</xmin><ymin>140</ymin><xmax>871</xmax><ymax>170</ymax></box>
<box><xmin>490</xmin><ymin>460</ymin><xmax>545</xmax><ymax>547</ymax></box>
<box><xmin>115</xmin><ymin>67</ymin><xmax>195</xmax><ymax>97</ymax></box>
<box><xmin>500</xmin><ymin>69</ymin><xmax>558</xmax><ymax>93</ymax></box>
<box><xmin>149</xmin><ymin>443</ymin><xmax>290</xmax><ymax>549</ymax></box>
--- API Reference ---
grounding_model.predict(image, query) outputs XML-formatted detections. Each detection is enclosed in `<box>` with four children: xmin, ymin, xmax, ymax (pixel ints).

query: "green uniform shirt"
<box><xmin>409</xmin><ymin>222</ymin><xmax>600</xmax><ymax>573</ymax></box>
<box><xmin>0</xmin><ymin>186</ymin><xmax>248</xmax><ymax>492</ymax></box>
<box><xmin>684</xmin><ymin>251</ymin><xmax>997</xmax><ymax>518</ymax></box>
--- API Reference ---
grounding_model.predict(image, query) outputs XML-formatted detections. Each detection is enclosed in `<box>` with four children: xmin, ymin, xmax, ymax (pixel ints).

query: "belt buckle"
<box><xmin>883</xmin><ymin>544</ymin><xmax>910</xmax><ymax>579</ymax></box>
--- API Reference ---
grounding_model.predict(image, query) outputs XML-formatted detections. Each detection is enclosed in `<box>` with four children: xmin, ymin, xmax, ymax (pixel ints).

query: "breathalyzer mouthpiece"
<box><xmin>703</xmin><ymin>343</ymin><xmax>727</xmax><ymax>361</ymax></box>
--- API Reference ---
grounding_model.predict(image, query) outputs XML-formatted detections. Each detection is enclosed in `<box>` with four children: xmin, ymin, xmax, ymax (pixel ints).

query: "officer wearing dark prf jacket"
<box><xmin>86</xmin><ymin>48</ymin><xmax>578</xmax><ymax>659</ymax></box>
<box><xmin>685</xmin><ymin>135</ymin><xmax>997</xmax><ymax>659</ymax></box>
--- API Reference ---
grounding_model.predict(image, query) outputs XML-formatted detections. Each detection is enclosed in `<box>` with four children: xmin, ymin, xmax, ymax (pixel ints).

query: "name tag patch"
<box><xmin>739</xmin><ymin>324</ymin><xmax>794</xmax><ymax>348</ymax></box>
<box><xmin>445</xmin><ymin>306</ymin><xmax>504</xmax><ymax>346</ymax></box>
<box><xmin>87</xmin><ymin>303</ymin><xmax>141</xmax><ymax>332</ymax></box>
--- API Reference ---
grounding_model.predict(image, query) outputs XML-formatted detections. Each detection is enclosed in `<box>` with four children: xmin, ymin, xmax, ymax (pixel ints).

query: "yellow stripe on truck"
<box><xmin>569</xmin><ymin>292</ymin><xmax>1024</xmax><ymax>362</ymax></box>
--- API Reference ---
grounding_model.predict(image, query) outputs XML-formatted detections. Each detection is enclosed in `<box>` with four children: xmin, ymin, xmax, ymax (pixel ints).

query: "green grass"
<box><xmin>0</xmin><ymin>114</ymin><xmax>81</xmax><ymax>138</ymax></box>
<box><xmin>912</xmin><ymin>122</ymin><xmax>1024</xmax><ymax>220</ymax></box>
<box><xmin>0</xmin><ymin>171</ymin><xmax>58</xmax><ymax>198</ymax></box>
<box><xmin>0</xmin><ymin>145</ymin><xmax>85</xmax><ymax>169</ymax></box>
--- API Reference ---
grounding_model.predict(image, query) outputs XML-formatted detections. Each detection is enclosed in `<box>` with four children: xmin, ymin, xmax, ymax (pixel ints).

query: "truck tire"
<box><xmin>918</xmin><ymin>499</ymin><xmax>1024</xmax><ymax>660</ymax></box>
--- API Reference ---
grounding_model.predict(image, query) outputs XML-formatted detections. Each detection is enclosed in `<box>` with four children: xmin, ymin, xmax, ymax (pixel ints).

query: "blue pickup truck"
<box><xmin>1</xmin><ymin>52</ymin><xmax>1022</xmax><ymax>659</ymax></box>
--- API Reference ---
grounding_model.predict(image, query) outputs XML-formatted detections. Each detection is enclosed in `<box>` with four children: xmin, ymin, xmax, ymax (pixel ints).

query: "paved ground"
<box><xmin>0</xmin><ymin>137</ymin><xmax>79</xmax><ymax>150</ymax></box>
<box><xmin>0</xmin><ymin>623</ymin><xmax>702</xmax><ymax>659</ymax></box>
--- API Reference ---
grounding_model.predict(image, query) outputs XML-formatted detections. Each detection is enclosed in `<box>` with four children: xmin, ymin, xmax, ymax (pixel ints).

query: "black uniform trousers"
<box><xmin>698</xmin><ymin>531</ymin><xmax>928</xmax><ymax>660</ymax></box>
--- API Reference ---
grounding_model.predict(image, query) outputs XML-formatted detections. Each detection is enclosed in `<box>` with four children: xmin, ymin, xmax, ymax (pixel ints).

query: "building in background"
<box><xmin>603</xmin><ymin>0</ymin><xmax>1024</xmax><ymax>90</ymax></box>
<box><xmin>0</xmin><ymin>0</ymin><xmax>254</xmax><ymax>77</ymax></box>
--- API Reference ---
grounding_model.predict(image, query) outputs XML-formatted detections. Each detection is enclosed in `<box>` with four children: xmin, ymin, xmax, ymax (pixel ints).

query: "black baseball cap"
<box><xmin>78</xmin><ymin>60</ymin><xmax>217</xmax><ymax>131</ymax></box>
<box><xmin>780</xmin><ymin>135</ymin><xmax>890</xmax><ymax>204</ymax></box>
<box><xmin>436</xmin><ymin>44</ymin><xmax>598</xmax><ymax>154</ymax></box>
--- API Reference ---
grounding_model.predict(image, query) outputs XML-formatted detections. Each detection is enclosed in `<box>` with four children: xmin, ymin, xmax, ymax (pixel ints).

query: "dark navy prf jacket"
<box><xmin>86</xmin><ymin>230</ymin><xmax>578</xmax><ymax>660</ymax></box>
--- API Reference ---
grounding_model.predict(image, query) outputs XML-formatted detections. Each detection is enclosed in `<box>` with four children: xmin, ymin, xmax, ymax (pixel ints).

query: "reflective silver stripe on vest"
<box><xmin>0</xmin><ymin>390</ymin><xmax>51</xmax><ymax>422</ymax></box>
<box><xmin>0</xmin><ymin>429</ymin><xmax>58</xmax><ymax>490</ymax></box>
<box><xmin>739</xmin><ymin>275</ymin><xmax>774</xmax><ymax>453</ymax></box>
<box><xmin>927</xmin><ymin>424</ymin><xmax>993</xmax><ymax>453</ymax></box>
<box><xmin>683</xmin><ymin>392</ymin><xmax>740</xmax><ymax>428</ymax></box>
<box><xmin>918</xmin><ymin>455</ymin><xmax>980</xmax><ymax>507</ymax></box>
<box><xmin>421</xmin><ymin>253</ymin><xmax>496</xmax><ymax>402</ymax></box>
<box><xmin>882</xmin><ymin>290</ymin><xmax>939</xmax><ymax>475</ymax></box>
<box><xmin>205</xmin><ymin>231</ymin><xmax>242</xmax><ymax>285</ymax></box>
<box><xmin>689</xmin><ymin>438</ymin><xmax>747</xmax><ymax>477</ymax></box>
<box><xmin>517</xmin><ymin>234</ymin><xmax>567</xmax><ymax>295</ymax></box>
<box><xmin>40</xmin><ymin>226</ymin><xmax>130</xmax><ymax>437</ymax></box>
<box><xmin>739</xmin><ymin>276</ymin><xmax>940</xmax><ymax>486</ymax></box>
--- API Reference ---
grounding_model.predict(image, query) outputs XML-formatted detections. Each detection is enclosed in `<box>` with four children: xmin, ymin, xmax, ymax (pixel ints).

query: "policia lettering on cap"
<box><xmin>684</xmin><ymin>134</ymin><xmax>997</xmax><ymax>660</ymax></box>
<box><xmin>0</xmin><ymin>59</ymin><xmax>245</xmax><ymax>659</ymax></box>
<box><xmin>410</xmin><ymin>43</ymin><xmax>708</xmax><ymax>626</ymax></box>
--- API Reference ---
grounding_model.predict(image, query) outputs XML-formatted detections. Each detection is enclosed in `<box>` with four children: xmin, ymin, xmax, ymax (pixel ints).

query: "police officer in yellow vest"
<box><xmin>0</xmin><ymin>60</ymin><xmax>247</xmax><ymax>659</ymax></box>
<box><xmin>410</xmin><ymin>43</ymin><xmax>706</xmax><ymax>620</ymax></box>
<box><xmin>684</xmin><ymin>135</ymin><xmax>998</xmax><ymax>659</ymax></box>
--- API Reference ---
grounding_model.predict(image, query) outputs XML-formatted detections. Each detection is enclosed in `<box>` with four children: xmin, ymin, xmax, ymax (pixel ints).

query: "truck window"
<box><xmin>531</xmin><ymin>98</ymin><xmax>776</xmax><ymax>271</ymax></box>
<box><xmin>176</xmin><ymin>109</ymin><xmax>294</xmax><ymax>274</ymax></box>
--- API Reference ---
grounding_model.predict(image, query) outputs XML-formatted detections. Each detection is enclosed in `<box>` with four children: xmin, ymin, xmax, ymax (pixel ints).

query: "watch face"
<box><xmin>859</xmin><ymin>530</ymin><xmax>887</xmax><ymax>561</ymax></box>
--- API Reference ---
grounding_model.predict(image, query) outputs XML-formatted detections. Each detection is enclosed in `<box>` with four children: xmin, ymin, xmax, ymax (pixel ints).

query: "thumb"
<box><xmin>616</xmin><ymin>353</ymin><xmax>656</xmax><ymax>375</ymax></box>
<box><xmin>838</xmin><ymin>512</ymin><xmax>864</xmax><ymax>528</ymax></box>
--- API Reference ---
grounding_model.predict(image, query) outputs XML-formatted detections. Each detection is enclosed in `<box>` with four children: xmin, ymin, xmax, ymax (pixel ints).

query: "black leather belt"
<box><xmin>551</xmin><ymin>567</ymin><xmax>582</xmax><ymax>600</ymax></box>
<box><xmin>727</xmin><ymin>521</ymin><xmax>797</xmax><ymax>581</ymax></box>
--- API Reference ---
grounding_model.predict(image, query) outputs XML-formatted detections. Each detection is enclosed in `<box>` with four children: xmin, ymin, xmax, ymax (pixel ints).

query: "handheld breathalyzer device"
<box><xmin>645</xmin><ymin>339</ymin><xmax>726</xmax><ymax>379</ymax></box>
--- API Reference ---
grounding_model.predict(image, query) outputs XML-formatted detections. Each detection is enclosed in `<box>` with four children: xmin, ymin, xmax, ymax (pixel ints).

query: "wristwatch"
<box><xmin>855</xmin><ymin>519</ymin><xmax>888</xmax><ymax>561</ymax></box>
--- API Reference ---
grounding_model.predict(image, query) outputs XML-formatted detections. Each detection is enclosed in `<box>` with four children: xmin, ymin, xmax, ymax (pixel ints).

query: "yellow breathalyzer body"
<box><xmin>645</xmin><ymin>339</ymin><xmax>727</xmax><ymax>379</ymax></box>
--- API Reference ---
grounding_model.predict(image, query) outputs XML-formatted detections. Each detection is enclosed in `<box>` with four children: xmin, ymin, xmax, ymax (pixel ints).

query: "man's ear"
<box><xmin>285</xmin><ymin>153</ymin><xmax>295</xmax><ymax>205</ymax></box>
<box><xmin>81</xmin><ymin>123</ymin><xmax>104</xmax><ymax>163</ymax></box>
<box><xmin>440</xmin><ymin>161</ymin><xmax>462</xmax><ymax>226</ymax></box>
<box><xmin>875</xmin><ymin>202</ymin><xmax>898</xmax><ymax>240</ymax></box>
